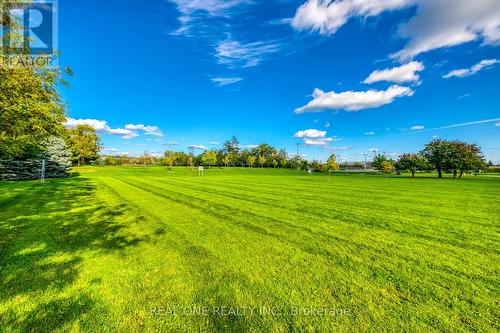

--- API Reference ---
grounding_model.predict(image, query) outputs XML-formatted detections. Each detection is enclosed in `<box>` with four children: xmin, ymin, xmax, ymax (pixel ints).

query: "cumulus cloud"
<box><xmin>363</xmin><ymin>61</ymin><xmax>424</xmax><ymax>84</ymax></box>
<box><xmin>443</xmin><ymin>59</ymin><xmax>499</xmax><ymax>78</ymax></box>
<box><xmin>291</xmin><ymin>1</ymin><xmax>500</xmax><ymax>60</ymax></box>
<box><xmin>211</xmin><ymin>77</ymin><xmax>243</xmax><ymax>86</ymax></box>
<box><xmin>291</xmin><ymin>0</ymin><xmax>414</xmax><ymax>35</ymax></box>
<box><xmin>125</xmin><ymin>124</ymin><xmax>164</xmax><ymax>137</ymax></box>
<box><xmin>392</xmin><ymin>0</ymin><xmax>500</xmax><ymax>60</ymax></box>
<box><xmin>293</xmin><ymin>129</ymin><xmax>327</xmax><ymax>138</ymax></box>
<box><xmin>293</xmin><ymin>129</ymin><xmax>338</xmax><ymax>146</ymax></box>
<box><xmin>364</xmin><ymin>131</ymin><xmax>375</xmax><ymax>135</ymax></box>
<box><xmin>215</xmin><ymin>38</ymin><xmax>282</xmax><ymax>68</ymax></box>
<box><xmin>411</xmin><ymin>125</ymin><xmax>425</xmax><ymax>130</ymax></box>
<box><xmin>294</xmin><ymin>85</ymin><xmax>414</xmax><ymax>113</ymax></box>
<box><xmin>303</xmin><ymin>138</ymin><xmax>335</xmax><ymax>146</ymax></box>
<box><xmin>65</xmin><ymin>118</ymin><xmax>139</xmax><ymax>139</ymax></box>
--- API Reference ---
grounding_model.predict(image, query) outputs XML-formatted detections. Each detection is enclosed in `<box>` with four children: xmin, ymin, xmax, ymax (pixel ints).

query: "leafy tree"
<box><xmin>453</xmin><ymin>141</ymin><xmax>485</xmax><ymax>178</ymax></box>
<box><xmin>0</xmin><ymin>2</ymin><xmax>72</xmax><ymax>159</ymax></box>
<box><xmin>68</xmin><ymin>125</ymin><xmax>101</xmax><ymax>166</ymax></box>
<box><xmin>187</xmin><ymin>154</ymin><xmax>194</xmax><ymax>170</ymax></box>
<box><xmin>258</xmin><ymin>155</ymin><xmax>266</xmax><ymax>168</ymax></box>
<box><xmin>223</xmin><ymin>155</ymin><xmax>230</xmax><ymax>167</ymax></box>
<box><xmin>272</xmin><ymin>159</ymin><xmax>278</xmax><ymax>168</ymax></box>
<box><xmin>277</xmin><ymin>149</ymin><xmax>287</xmax><ymax>168</ymax></box>
<box><xmin>421</xmin><ymin>139</ymin><xmax>456</xmax><ymax>178</ymax></box>
<box><xmin>202</xmin><ymin>150</ymin><xmax>217</xmax><ymax>169</ymax></box>
<box><xmin>223</xmin><ymin>136</ymin><xmax>240</xmax><ymax>155</ymax></box>
<box><xmin>371</xmin><ymin>154</ymin><xmax>389</xmax><ymax>171</ymax></box>
<box><xmin>44</xmin><ymin>136</ymin><xmax>72</xmax><ymax>178</ymax></box>
<box><xmin>163</xmin><ymin>150</ymin><xmax>177</xmax><ymax>167</ymax></box>
<box><xmin>396</xmin><ymin>153</ymin><xmax>428</xmax><ymax>178</ymax></box>
<box><xmin>325</xmin><ymin>154</ymin><xmax>340</xmax><ymax>171</ymax></box>
<box><xmin>247</xmin><ymin>155</ymin><xmax>256</xmax><ymax>168</ymax></box>
<box><xmin>380</xmin><ymin>160</ymin><xmax>394</xmax><ymax>177</ymax></box>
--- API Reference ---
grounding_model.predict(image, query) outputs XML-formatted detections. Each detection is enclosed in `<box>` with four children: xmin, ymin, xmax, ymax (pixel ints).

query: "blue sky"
<box><xmin>59</xmin><ymin>0</ymin><xmax>500</xmax><ymax>162</ymax></box>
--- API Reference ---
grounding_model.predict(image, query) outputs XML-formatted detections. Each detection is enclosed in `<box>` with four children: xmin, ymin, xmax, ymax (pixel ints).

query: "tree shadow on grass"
<box><xmin>0</xmin><ymin>177</ymin><xmax>147</xmax><ymax>331</ymax></box>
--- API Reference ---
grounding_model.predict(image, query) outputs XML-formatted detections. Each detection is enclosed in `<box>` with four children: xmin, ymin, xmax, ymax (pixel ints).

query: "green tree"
<box><xmin>68</xmin><ymin>125</ymin><xmax>101</xmax><ymax>166</ymax></box>
<box><xmin>0</xmin><ymin>2</ymin><xmax>71</xmax><ymax>159</ymax></box>
<box><xmin>421</xmin><ymin>140</ymin><xmax>453</xmax><ymax>178</ymax></box>
<box><xmin>163</xmin><ymin>150</ymin><xmax>177</xmax><ymax>167</ymax></box>
<box><xmin>44</xmin><ymin>136</ymin><xmax>72</xmax><ymax>178</ymax></box>
<box><xmin>223</xmin><ymin>155</ymin><xmax>230</xmax><ymax>167</ymax></box>
<box><xmin>202</xmin><ymin>150</ymin><xmax>217</xmax><ymax>169</ymax></box>
<box><xmin>380</xmin><ymin>160</ymin><xmax>394</xmax><ymax>177</ymax></box>
<box><xmin>272</xmin><ymin>159</ymin><xmax>278</xmax><ymax>168</ymax></box>
<box><xmin>396</xmin><ymin>153</ymin><xmax>428</xmax><ymax>178</ymax></box>
<box><xmin>371</xmin><ymin>154</ymin><xmax>389</xmax><ymax>171</ymax></box>
<box><xmin>325</xmin><ymin>154</ymin><xmax>340</xmax><ymax>171</ymax></box>
<box><xmin>258</xmin><ymin>155</ymin><xmax>266</xmax><ymax>168</ymax></box>
<box><xmin>247</xmin><ymin>155</ymin><xmax>256</xmax><ymax>168</ymax></box>
<box><xmin>223</xmin><ymin>136</ymin><xmax>240</xmax><ymax>155</ymax></box>
<box><xmin>453</xmin><ymin>141</ymin><xmax>485</xmax><ymax>178</ymax></box>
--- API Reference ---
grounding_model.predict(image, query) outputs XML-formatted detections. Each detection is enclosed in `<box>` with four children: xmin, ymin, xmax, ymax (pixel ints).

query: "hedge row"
<box><xmin>0</xmin><ymin>159</ymin><xmax>70</xmax><ymax>181</ymax></box>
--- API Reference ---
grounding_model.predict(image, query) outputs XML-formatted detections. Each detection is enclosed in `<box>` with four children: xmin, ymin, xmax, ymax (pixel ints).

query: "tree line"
<box><xmin>372</xmin><ymin>139</ymin><xmax>486</xmax><ymax>178</ymax></box>
<box><xmin>102</xmin><ymin>136</ymin><xmax>341</xmax><ymax>172</ymax></box>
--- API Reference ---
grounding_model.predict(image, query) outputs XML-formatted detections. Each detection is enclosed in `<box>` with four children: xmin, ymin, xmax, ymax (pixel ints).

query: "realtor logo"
<box><xmin>1</xmin><ymin>0</ymin><xmax>58</xmax><ymax>65</ymax></box>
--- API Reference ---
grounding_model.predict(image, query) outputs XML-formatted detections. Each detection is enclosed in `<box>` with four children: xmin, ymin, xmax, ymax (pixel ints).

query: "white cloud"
<box><xmin>392</xmin><ymin>0</ymin><xmax>500</xmax><ymax>60</ymax></box>
<box><xmin>211</xmin><ymin>77</ymin><xmax>243</xmax><ymax>86</ymax></box>
<box><xmin>291</xmin><ymin>1</ymin><xmax>500</xmax><ymax>60</ymax></box>
<box><xmin>411</xmin><ymin>125</ymin><xmax>425</xmax><ymax>130</ymax></box>
<box><xmin>293</xmin><ymin>129</ymin><xmax>339</xmax><ymax>146</ymax></box>
<box><xmin>294</xmin><ymin>85</ymin><xmax>414</xmax><ymax>113</ymax></box>
<box><xmin>215</xmin><ymin>38</ymin><xmax>282</xmax><ymax>68</ymax></box>
<box><xmin>291</xmin><ymin>0</ymin><xmax>414</xmax><ymax>35</ymax></box>
<box><xmin>495</xmin><ymin>122</ymin><xmax>500</xmax><ymax>127</ymax></box>
<box><xmin>65</xmin><ymin>118</ymin><xmax>139</xmax><ymax>139</ymax></box>
<box><xmin>293</xmin><ymin>129</ymin><xmax>327</xmax><ymax>138</ymax></box>
<box><xmin>363</xmin><ymin>61</ymin><xmax>424</xmax><ymax>84</ymax></box>
<box><xmin>325</xmin><ymin>122</ymin><xmax>331</xmax><ymax>128</ymax></box>
<box><xmin>189</xmin><ymin>145</ymin><xmax>207</xmax><ymax>150</ymax></box>
<box><xmin>125</xmin><ymin>124</ymin><xmax>164</xmax><ymax>137</ymax></box>
<box><xmin>364</xmin><ymin>131</ymin><xmax>375</xmax><ymax>135</ymax></box>
<box><xmin>210</xmin><ymin>141</ymin><xmax>220</xmax><ymax>145</ymax></box>
<box><xmin>327</xmin><ymin>146</ymin><xmax>349</xmax><ymax>151</ymax></box>
<box><xmin>368</xmin><ymin>147</ymin><xmax>379</xmax><ymax>152</ymax></box>
<box><xmin>240</xmin><ymin>144</ymin><xmax>259</xmax><ymax>149</ymax></box>
<box><xmin>168</xmin><ymin>0</ymin><xmax>249</xmax><ymax>36</ymax></box>
<box><xmin>162</xmin><ymin>141</ymin><xmax>179</xmax><ymax>146</ymax></box>
<box><xmin>443</xmin><ymin>59</ymin><xmax>499</xmax><ymax>78</ymax></box>
<box><xmin>303</xmin><ymin>138</ymin><xmax>334</xmax><ymax>146</ymax></box>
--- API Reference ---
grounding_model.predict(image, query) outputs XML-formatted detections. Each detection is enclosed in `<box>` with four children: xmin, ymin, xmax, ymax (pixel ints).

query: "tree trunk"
<box><xmin>437</xmin><ymin>169</ymin><xmax>442</xmax><ymax>178</ymax></box>
<box><xmin>453</xmin><ymin>169</ymin><xmax>457</xmax><ymax>178</ymax></box>
<box><xmin>459</xmin><ymin>170</ymin><xmax>464</xmax><ymax>178</ymax></box>
<box><xmin>411</xmin><ymin>170</ymin><xmax>415</xmax><ymax>178</ymax></box>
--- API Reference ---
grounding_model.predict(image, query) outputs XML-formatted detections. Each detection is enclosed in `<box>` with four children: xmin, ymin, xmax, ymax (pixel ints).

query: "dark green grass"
<box><xmin>1</xmin><ymin>167</ymin><xmax>499</xmax><ymax>332</ymax></box>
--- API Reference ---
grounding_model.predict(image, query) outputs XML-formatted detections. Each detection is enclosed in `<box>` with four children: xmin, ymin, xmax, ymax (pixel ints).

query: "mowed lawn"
<box><xmin>0</xmin><ymin>167</ymin><xmax>499</xmax><ymax>332</ymax></box>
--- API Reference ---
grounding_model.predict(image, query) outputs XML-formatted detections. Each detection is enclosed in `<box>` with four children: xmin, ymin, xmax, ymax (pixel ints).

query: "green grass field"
<box><xmin>1</xmin><ymin>167</ymin><xmax>499</xmax><ymax>332</ymax></box>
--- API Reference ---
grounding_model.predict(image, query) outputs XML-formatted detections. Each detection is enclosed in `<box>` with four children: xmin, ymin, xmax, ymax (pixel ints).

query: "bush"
<box><xmin>0</xmin><ymin>137</ymin><xmax>72</xmax><ymax>181</ymax></box>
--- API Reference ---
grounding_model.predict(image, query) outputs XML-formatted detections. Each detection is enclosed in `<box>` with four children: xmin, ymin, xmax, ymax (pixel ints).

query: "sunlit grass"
<box><xmin>1</xmin><ymin>166</ymin><xmax>498</xmax><ymax>332</ymax></box>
